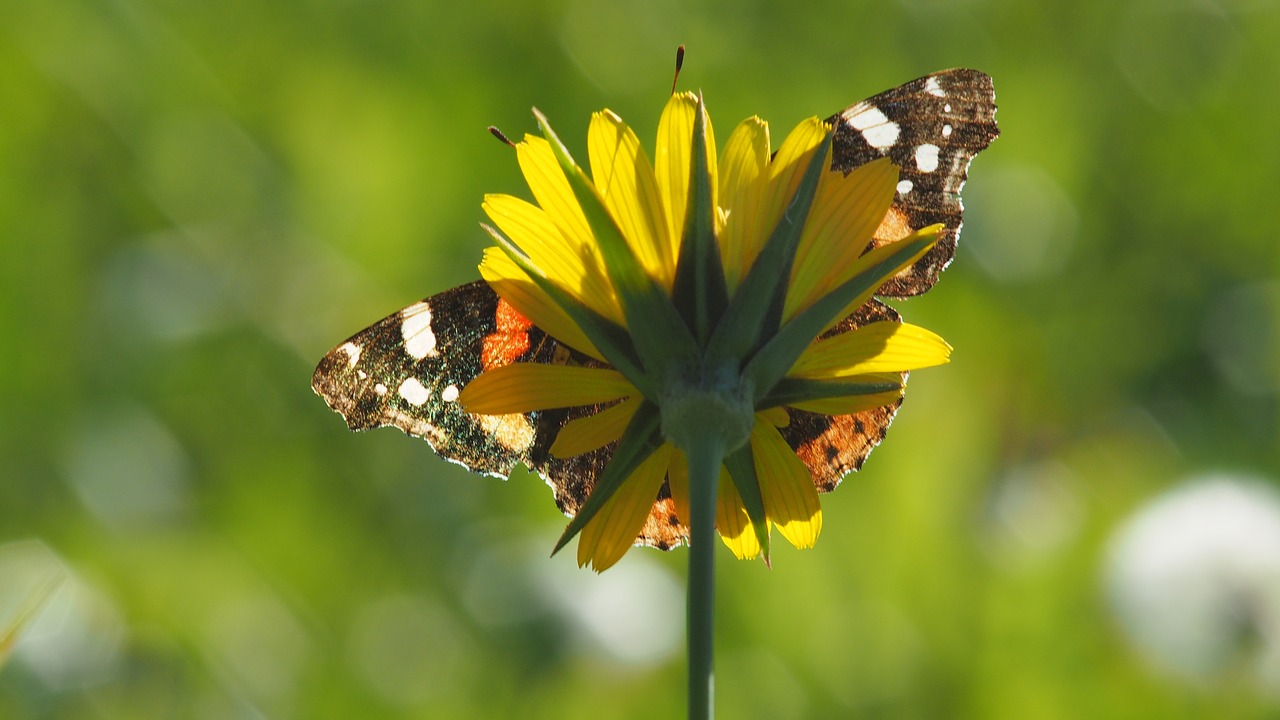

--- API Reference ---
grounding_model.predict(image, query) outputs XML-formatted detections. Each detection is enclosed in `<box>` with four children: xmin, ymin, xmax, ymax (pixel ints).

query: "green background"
<box><xmin>3</xmin><ymin>0</ymin><xmax>1278</xmax><ymax>717</ymax></box>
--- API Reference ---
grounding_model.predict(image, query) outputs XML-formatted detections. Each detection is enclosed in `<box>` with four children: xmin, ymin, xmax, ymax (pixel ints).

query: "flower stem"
<box><xmin>685</xmin><ymin>431</ymin><xmax>723</xmax><ymax>720</ymax></box>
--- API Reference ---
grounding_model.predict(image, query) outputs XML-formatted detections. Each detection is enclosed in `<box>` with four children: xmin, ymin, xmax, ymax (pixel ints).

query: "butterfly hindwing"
<box><xmin>781</xmin><ymin>299</ymin><xmax>905</xmax><ymax>492</ymax></box>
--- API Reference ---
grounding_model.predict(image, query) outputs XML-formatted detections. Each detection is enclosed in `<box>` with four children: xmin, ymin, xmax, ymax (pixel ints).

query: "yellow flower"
<box><xmin>460</xmin><ymin>92</ymin><xmax>949</xmax><ymax>571</ymax></box>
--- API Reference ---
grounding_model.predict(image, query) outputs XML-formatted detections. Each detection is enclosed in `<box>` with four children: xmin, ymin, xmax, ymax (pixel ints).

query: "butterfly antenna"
<box><xmin>488</xmin><ymin>125</ymin><xmax>516</xmax><ymax>148</ymax></box>
<box><xmin>670</xmin><ymin>44</ymin><xmax>685</xmax><ymax>95</ymax></box>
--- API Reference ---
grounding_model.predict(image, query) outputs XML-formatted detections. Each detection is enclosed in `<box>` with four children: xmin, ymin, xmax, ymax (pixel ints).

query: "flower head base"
<box><xmin>460</xmin><ymin>92</ymin><xmax>951</xmax><ymax>571</ymax></box>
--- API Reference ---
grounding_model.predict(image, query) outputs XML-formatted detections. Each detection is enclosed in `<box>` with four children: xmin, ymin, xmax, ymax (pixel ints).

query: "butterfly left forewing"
<box><xmin>313</xmin><ymin>280</ymin><xmax>554</xmax><ymax>478</ymax></box>
<box><xmin>313</xmin><ymin>280</ymin><xmax>688</xmax><ymax>549</ymax></box>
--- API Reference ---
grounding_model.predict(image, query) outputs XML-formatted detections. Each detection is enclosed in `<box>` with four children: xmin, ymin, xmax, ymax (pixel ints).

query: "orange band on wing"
<box><xmin>482</xmin><ymin>299</ymin><xmax>535</xmax><ymax>370</ymax></box>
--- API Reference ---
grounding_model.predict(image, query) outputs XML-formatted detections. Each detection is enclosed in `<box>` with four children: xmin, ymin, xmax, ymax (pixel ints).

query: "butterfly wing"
<box><xmin>312</xmin><ymin>280</ymin><xmax>689</xmax><ymax>550</ymax></box>
<box><xmin>781</xmin><ymin>299</ymin><xmax>906</xmax><ymax>492</ymax></box>
<box><xmin>312</xmin><ymin>280</ymin><xmax>560</xmax><ymax>478</ymax></box>
<box><xmin>829</xmin><ymin>68</ymin><xmax>999</xmax><ymax>297</ymax></box>
<box><xmin>779</xmin><ymin>69</ymin><xmax>996</xmax><ymax>487</ymax></box>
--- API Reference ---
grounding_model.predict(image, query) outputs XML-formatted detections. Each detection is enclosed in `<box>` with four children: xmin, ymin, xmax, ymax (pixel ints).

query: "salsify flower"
<box><xmin>457</xmin><ymin>91</ymin><xmax>952</xmax><ymax>572</ymax></box>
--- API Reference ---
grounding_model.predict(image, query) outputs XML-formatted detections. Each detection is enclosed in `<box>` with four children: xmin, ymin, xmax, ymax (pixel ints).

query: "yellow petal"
<box><xmin>482</xmin><ymin>194</ymin><xmax>621</xmax><ymax>324</ymax></box>
<box><xmin>791</xmin><ymin>321</ymin><xmax>952</xmax><ymax>378</ymax></box>
<box><xmin>751</xmin><ymin>417</ymin><xmax>822</xmax><ymax>549</ymax></box>
<box><xmin>820</xmin><ymin>226</ymin><xmax>941</xmax><ymax>335</ymax></box>
<box><xmin>756</xmin><ymin>406</ymin><xmax>790</xmax><ymax>428</ymax></box>
<box><xmin>668</xmin><ymin>451</ymin><xmax>761</xmax><ymax>560</ymax></box>
<box><xmin>788</xmin><ymin>387</ymin><xmax>904</xmax><ymax>415</ymax></box>
<box><xmin>755</xmin><ymin>118</ymin><xmax>828</xmax><ymax>258</ymax></box>
<box><xmin>478</xmin><ymin>248</ymin><xmax>604</xmax><ymax>361</ymax></box>
<box><xmin>717</xmin><ymin>117</ymin><xmax>770</xmax><ymax>292</ymax></box>
<box><xmin>717</xmin><ymin>470</ymin><xmax>761</xmax><ymax>560</ymax></box>
<box><xmin>458</xmin><ymin>363</ymin><xmax>633</xmax><ymax>415</ymax></box>
<box><xmin>655</xmin><ymin>92</ymin><xmax>698</xmax><ymax>268</ymax></box>
<box><xmin>785</xmin><ymin>158</ymin><xmax>898</xmax><ymax>319</ymax></box>
<box><xmin>516</xmin><ymin>135</ymin><xmax>593</xmax><ymax>254</ymax></box>
<box><xmin>549</xmin><ymin>395</ymin><xmax>643</xmax><ymax>458</ymax></box>
<box><xmin>588</xmin><ymin>111</ymin><xmax>673</xmax><ymax>288</ymax></box>
<box><xmin>578</xmin><ymin>443</ymin><xmax>674</xmax><ymax>571</ymax></box>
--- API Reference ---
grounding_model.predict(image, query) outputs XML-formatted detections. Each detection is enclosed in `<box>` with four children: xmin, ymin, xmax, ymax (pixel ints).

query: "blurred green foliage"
<box><xmin>2</xmin><ymin>0</ymin><xmax>1279</xmax><ymax>717</ymax></box>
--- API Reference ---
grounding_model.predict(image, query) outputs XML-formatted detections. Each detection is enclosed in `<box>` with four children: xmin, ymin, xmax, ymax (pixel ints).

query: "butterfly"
<box><xmin>312</xmin><ymin>68</ymin><xmax>999</xmax><ymax>550</ymax></box>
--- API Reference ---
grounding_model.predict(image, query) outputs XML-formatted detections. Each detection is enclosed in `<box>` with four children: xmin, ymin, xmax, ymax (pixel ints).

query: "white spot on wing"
<box><xmin>382</xmin><ymin>407</ymin><xmax>448</xmax><ymax>449</ymax></box>
<box><xmin>896</xmin><ymin>179</ymin><xmax>914</xmax><ymax>195</ymax></box>
<box><xmin>400</xmin><ymin>302</ymin><xmax>438</xmax><ymax>359</ymax></box>
<box><xmin>943</xmin><ymin>123</ymin><xmax>953</xmax><ymax>137</ymax></box>
<box><xmin>340</xmin><ymin>342</ymin><xmax>362</xmax><ymax>367</ymax></box>
<box><xmin>356</xmin><ymin>370</ymin><xmax>368</xmax><ymax>380</ymax></box>
<box><xmin>477</xmin><ymin>413</ymin><xmax>535</xmax><ymax>453</ymax></box>
<box><xmin>924</xmin><ymin>76</ymin><xmax>945</xmax><ymax>97</ymax></box>
<box><xmin>944</xmin><ymin>103</ymin><xmax>952</xmax><ymax>113</ymax></box>
<box><xmin>398</xmin><ymin>378</ymin><xmax>430</xmax><ymax>406</ymax></box>
<box><xmin>374</xmin><ymin>383</ymin><xmax>388</xmax><ymax>396</ymax></box>
<box><xmin>441</xmin><ymin>384</ymin><xmax>460</xmax><ymax>402</ymax></box>
<box><xmin>915</xmin><ymin>143</ymin><xmax>941</xmax><ymax>173</ymax></box>
<box><xmin>843</xmin><ymin>105</ymin><xmax>900</xmax><ymax>150</ymax></box>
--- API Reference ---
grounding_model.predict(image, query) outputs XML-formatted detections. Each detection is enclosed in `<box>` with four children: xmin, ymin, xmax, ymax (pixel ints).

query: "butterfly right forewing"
<box><xmin>828</xmin><ymin>68</ymin><xmax>999</xmax><ymax>297</ymax></box>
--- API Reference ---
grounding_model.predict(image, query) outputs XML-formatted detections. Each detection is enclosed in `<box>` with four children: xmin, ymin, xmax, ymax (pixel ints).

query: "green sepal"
<box><xmin>551</xmin><ymin>400</ymin><xmax>665</xmax><ymax>556</ymax></box>
<box><xmin>670</xmin><ymin>94</ymin><xmax>728</xmax><ymax>347</ymax></box>
<box><xmin>533</xmin><ymin>109</ymin><xmax>699</xmax><ymax>378</ymax></box>
<box><xmin>744</xmin><ymin>229</ymin><xmax>939</xmax><ymax>402</ymax></box>
<box><xmin>705</xmin><ymin>127</ymin><xmax>834</xmax><ymax>369</ymax></box>
<box><xmin>757</xmin><ymin>377</ymin><xmax>902</xmax><ymax>410</ymax></box>
<box><xmin>723</xmin><ymin>444</ymin><xmax>772</xmax><ymax>564</ymax></box>
<box><xmin>482</xmin><ymin>223</ymin><xmax>654</xmax><ymax>398</ymax></box>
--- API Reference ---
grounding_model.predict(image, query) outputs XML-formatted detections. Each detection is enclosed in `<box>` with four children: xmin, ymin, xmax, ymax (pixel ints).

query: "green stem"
<box><xmin>685</xmin><ymin>431</ymin><xmax>723</xmax><ymax>720</ymax></box>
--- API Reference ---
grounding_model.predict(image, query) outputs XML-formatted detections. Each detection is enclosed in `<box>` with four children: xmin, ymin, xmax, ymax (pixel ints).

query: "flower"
<box><xmin>459</xmin><ymin>92</ymin><xmax>951</xmax><ymax>571</ymax></box>
<box><xmin>1106</xmin><ymin>475</ymin><xmax>1280</xmax><ymax>686</ymax></box>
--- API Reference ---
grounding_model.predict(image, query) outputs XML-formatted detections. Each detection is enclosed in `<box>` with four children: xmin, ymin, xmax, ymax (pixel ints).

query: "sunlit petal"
<box><xmin>656</xmin><ymin>92</ymin><xmax>698</xmax><ymax>267</ymax></box>
<box><xmin>516</xmin><ymin>135</ymin><xmax>593</xmax><ymax>250</ymax></box>
<box><xmin>756</xmin><ymin>406</ymin><xmax>789</xmax><ymax>428</ymax></box>
<box><xmin>578</xmin><ymin>443</ymin><xmax>675</xmax><ymax>571</ymax></box>
<box><xmin>819</xmin><ymin>226</ymin><xmax>941</xmax><ymax>334</ymax></box>
<box><xmin>786</xmin><ymin>158</ymin><xmax>898</xmax><ymax>318</ymax></box>
<box><xmin>482</xmin><ymin>193</ymin><xmax>620</xmax><ymax>323</ymax></box>
<box><xmin>755</xmin><ymin>118</ymin><xmax>827</xmax><ymax>257</ymax></box>
<box><xmin>458</xmin><ymin>363</ymin><xmax>633</xmax><ymax>415</ymax></box>
<box><xmin>478</xmin><ymin>248</ymin><xmax>603</xmax><ymax>361</ymax></box>
<box><xmin>750</xmin><ymin>417</ymin><xmax>822</xmax><ymax>549</ymax></box>
<box><xmin>717</xmin><ymin>470</ymin><xmax>761</xmax><ymax>560</ymax></box>
<box><xmin>717</xmin><ymin>117</ymin><xmax>770</xmax><ymax>291</ymax></box>
<box><xmin>588</xmin><ymin>111</ymin><xmax>673</xmax><ymax>287</ymax></box>
<box><xmin>791</xmin><ymin>321</ymin><xmax>952</xmax><ymax>378</ymax></box>
<box><xmin>788</xmin><ymin>388</ymin><xmax>904</xmax><ymax>415</ymax></box>
<box><xmin>670</xmin><ymin>450</ymin><xmax>760</xmax><ymax>560</ymax></box>
<box><xmin>550</xmin><ymin>395</ymin><xmax>644</xmax><ymax>458</ymax></box>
